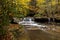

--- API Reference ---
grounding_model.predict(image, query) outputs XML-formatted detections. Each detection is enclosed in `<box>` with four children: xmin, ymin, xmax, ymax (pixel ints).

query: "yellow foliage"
<box><xmin>16</xmin><ymin>0</ymin><xmax>31</xmax><ymax>9</ymax></box>
<box><xmin>51</xmin><ymin>0</ymin><xmax>57</xmax><ymax>6</ymax></box>
<box><xmin>17</xmin><ymin>0</ymin><xmax>30</xmax><ymax>5</ymax></box>
<box><xmin>37</xmin><ymin>0</ymin><xmax>45</xmax><ymax>4</ymax></box>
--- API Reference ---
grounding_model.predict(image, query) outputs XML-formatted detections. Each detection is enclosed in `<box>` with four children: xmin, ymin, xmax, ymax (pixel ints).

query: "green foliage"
<box><xmin>0</xmin><ymin>26</ymin><xmax>6</xmax><ymax>36</ymax></box>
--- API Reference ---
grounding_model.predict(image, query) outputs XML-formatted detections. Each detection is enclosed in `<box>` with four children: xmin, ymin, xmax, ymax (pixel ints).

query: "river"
<box><xmin>23</xmin><ymin>24</ymin><xmax>60</xmax><ymax>40</ymax></box>
<box><xmin>27</xmin><ymin>30</ymin><xmax>60</xmax><ymax>40</ymax></box>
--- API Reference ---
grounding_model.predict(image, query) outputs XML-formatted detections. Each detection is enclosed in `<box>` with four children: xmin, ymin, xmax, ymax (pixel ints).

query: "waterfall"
<box><xmin>48</xmin><ymin>18</ymin><xmax>50</xmax><ymax>23</ymax></box>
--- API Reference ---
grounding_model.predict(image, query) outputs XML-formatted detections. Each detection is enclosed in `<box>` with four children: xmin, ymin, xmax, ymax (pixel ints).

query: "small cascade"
<box><xmin>48</xmin><ymin>18</ymin><xmax>50</xmax><ymax>23</ymax></box>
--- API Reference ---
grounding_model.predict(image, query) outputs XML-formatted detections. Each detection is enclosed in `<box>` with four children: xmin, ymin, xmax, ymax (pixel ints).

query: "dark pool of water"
<box><xmin>27</xmin><ymin>30</ymin><xmax>60</xmax><ymax>40</ymax></box>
